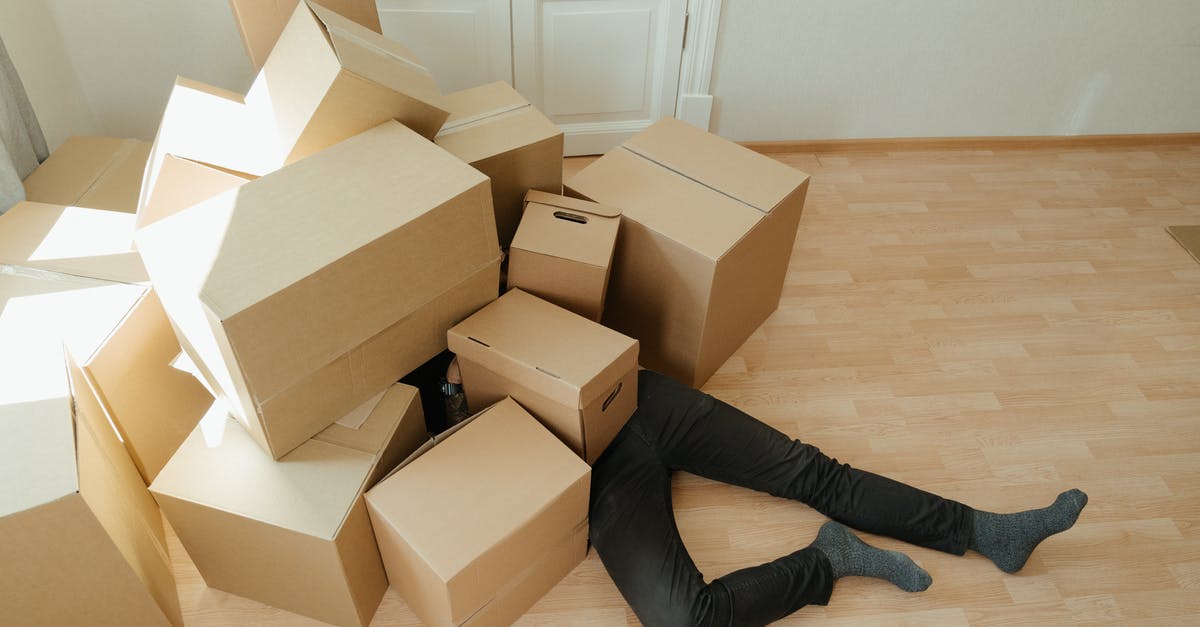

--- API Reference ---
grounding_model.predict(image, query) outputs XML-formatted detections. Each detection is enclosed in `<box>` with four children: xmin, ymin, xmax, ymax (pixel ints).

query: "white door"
<box><xmin>512</xmin><ymin>0</ymin><xmax>687</xmax><ymax>155</ymax></box>
<box><xmin>376</xmin><ymin>0</ymin><xmax>513</xmax><ymax>93</ymax></box>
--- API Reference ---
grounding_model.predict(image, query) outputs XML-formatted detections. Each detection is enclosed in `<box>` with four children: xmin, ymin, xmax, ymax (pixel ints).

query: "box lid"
<box><xmin>0</xmin><ymin>202</ymin><xmax>148</xmax><ymax>284</ymax></box>
<box><xmin>435</xmin><ymin>82</ymin><xmax>560</xmax><ymax>164</ymax></box>
<box><xmin>364</xmin><ymin>397</ymin><xmax>589</xmax><ymax>584</ymax></box>
<box><xmin>150</xmin><ymin>383</ymin><xmax>415</xmax><ymax>540</ymax></box>
<box><xmin>447</xmin><ymin>289</ymin><xmax>637</xmax><ymax>408</ymax></box>
<box><xmin>0</xmin><ymin>271</ymin><xmax>145</xmax><ymax>518</ymax></box>
<box><xmin>22</xmin><ymin>136</ymin><xmax>150</xmax><ymax>213</ymax></box>
<box><xmin>512</xmin><ymin>191</ymin><xmax>619</xmax><ymax>268</ymax></box>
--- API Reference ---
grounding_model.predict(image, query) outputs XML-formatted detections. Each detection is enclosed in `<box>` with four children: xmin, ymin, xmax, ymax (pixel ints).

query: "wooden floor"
<box><xmin>173</xmin><ymin>141</ymin><xmax>1200</xmax><ymax>625</ymax></box>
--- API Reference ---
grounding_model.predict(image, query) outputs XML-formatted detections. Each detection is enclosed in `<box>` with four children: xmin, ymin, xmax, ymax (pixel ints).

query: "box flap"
<box><xmin>441</xmin><ymin>82</ymin><xmax>529</xmax><ymax>126</ymax></box>
<box><xmin>512</xmin><ymin>195</ymin><xmax>619</xmax><ymax>268</ymax></box>
<box><xmin>228</xmin><ymin>0</ymin><xmax>382</xmax><ymax>71</ymax></box>
<box><xmin>622</xmin><ymin>117</ymin><xmax>807</xmax><ymax>214</ymax></box>
<box><xmin>138</xmin><ymin>155</ymin><xmax>254</xmax><ymax>230</ymax></box>
<box><xmin>314</xmin><ymin>383</ymin><xmax>421</xmax><ymax>456</ymax></box>
<box><xmin>22</xmin><ymin>136</ymin><xmax>150</xmax><ymax>213</ymax></box>
<box><xmin>524</xmin><ymin>190</ymin><xmax>620</xmax><ymax>219</ymax></box>
<box><xmin>363</xmin><ymin>398</ymin><xmax>589</xmax><ymax>582</ymax></box>
<box><xmin>436</xmin><ymin>107</ymin><xmax>560</xmax><ymax>167</ymax></box>
<box><xmin>0</xmin><ymin>202</ymin><xmax>148</xmax><ymax>284</ymax></box>
<box><xmin>447</xmin><ymin>290</ymin><xmax>637</xmax><ymax>407</ymax></box>
<box><xmin>1</xmin><ymin>271</ymin><xmax>144</xmax><ymax>518</ymax></box>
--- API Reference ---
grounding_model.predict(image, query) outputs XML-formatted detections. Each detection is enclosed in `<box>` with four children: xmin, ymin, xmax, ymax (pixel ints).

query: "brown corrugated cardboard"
<box><xmin>508</xmin><ymin>190</ymin><xmax>620</xmax><ymax>321</ymax></box>
<box><xmin>137</xmin><ymin>120</ymin><xmax>501</xmax><ymax>459</ymax></box>
<box><xmin>448</xmin><ymin>289</ymin><xmax>638</xmax><ymax>463</ymax></box>
<box><xmin>228</xmin><ymin>0</ymin><xmax>382</xmax><ymax>70</ymax></box>
<box><xmin>0</xmin><ymin>201</ymin><xmax>148</xmax><ymax>284</ymax></box>
<box><xmin>22</xmin><ymin>135</ymin><xmax>151</xmax><ymax>214</ymax></box>
<box><xmin>0</xmin><ymin>270</ymin><xmax>182</xmax><ymax>626</ymax></box>
<box><xmin>365</xmin><ymin>397</ymin><xmax>590</xmax><ymax>626</ymax></box>
<box><xmin>565</xmin><ymin>117</ymin><xmax>811</xmax><ymax>387</ymax></box>
<box><xmin>151</xmin><ymin>383</ymin><xmax>425</xmax><ymax>627</ymax></box>
<box><xmin>437</xmin><ymin>81</ymin><xmax>563</xmax><ymax>248</ymax></box>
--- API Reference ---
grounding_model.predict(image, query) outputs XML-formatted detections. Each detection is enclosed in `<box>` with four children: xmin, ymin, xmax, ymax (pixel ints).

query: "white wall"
<box><xmin>709</xmin><ymin>0</ymin><xmax>1200</xmax><ymax>141</ymax></box>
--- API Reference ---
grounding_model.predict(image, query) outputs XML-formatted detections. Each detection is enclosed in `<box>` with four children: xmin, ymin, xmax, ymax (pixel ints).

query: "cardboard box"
<box><xmin>508</xmin><ymin>190</ymin><xmax>620</xmax><ymax>322</ymax></box>
<box><xmin>565</xmin><ymin>117</ymin><xmax>810</xmax><ymax>387</ymax></box>
<box><xmin>22</xmin><ymin>135</ymin><xmax>151</xmax><ymax>214</ymax></box>
<box><xmin>151</xmin><ymin>383</ymin><xmax>426</xmax><ymax>627</ymax></box>
<box><xmin>137</xmin><ymin>120</ymin><xmax>501</xmax><ymax>459</ymax></box>
<box><xmin>228</xmin><ymin>0</ymin><xmax>382</xmax><ymax>70</ymax></box>
<box><xmin>0</xmin><ymin>271</ymin><xmax>182</xmax><ymax>626</ymax></box>
<box><xmin>448</xmin><ymin>289</ymin><xmax>637</xmax><ymax>463</ymax></box>
<box><xmin>365</xmin><ymin>397</ymin><xmax>590</xmax><ymax>626</ymax></box>
<box><xmin>436</xmin><ymin>81</ymin><xmax>562</xmax><ymax>248</ymax></box>
<box><xmin>0</xmin><ymin>201</ymin><xmax>148</xmax><ymax>284</ymax></box>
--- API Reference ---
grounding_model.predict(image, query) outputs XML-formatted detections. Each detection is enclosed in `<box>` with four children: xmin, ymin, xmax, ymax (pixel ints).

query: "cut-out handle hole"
<box><xmin>554</xmin><ymin>211</ymin><xmax>588</xmax><ymax>225</ymax></box>
<box><xmin>601</xmin><ymin>382</ymin><xmax>623</xmax><ymax>411</ymax></box>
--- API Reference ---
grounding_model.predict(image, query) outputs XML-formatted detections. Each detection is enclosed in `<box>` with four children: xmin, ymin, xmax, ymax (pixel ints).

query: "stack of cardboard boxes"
<box><xmin>1</xmin><ymin>0</ymin><xmax>810</xmax><ymax>624</ymax></box>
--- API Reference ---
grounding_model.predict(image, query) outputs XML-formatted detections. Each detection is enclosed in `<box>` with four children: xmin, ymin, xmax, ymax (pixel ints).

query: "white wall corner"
<box><xmin>675</xmin><ymin>0</ymin><xmax>722</xmax><ymax>131</ymax></box>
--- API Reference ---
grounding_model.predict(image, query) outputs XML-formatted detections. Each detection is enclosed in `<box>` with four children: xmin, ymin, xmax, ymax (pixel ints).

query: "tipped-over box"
<box><xmin>436</xmin><ymin>81</ymin><xmax>563</xmax><ymax>248</ymax></box>
<box><xmin>228</xmin><ymin>0</ymin><xmax>382</xmax><ymax>70</ymax></box>
<box><xmin>448</xmin><ymin>289</ymin><xmax>637</xmax><ymax>463</ymax></box>
<box><xmin>151</xmin><ymin>383</ymin><xmax>426</xmax><ymax>627</ymax></box>
<box><xmin>508</xmin><ymin>190</ymin><xmax>620</xmax><ymax>322</ymax></box>
<box><xmin>566</xmin><ymin>117</ymin><xmax>810</xmax><ymax>387</ymax></box>
<box><xmin>0</xmin><ymin>271</ymin><xmax>181</xmax><ymax>626</ymax></box>
<box><xmin>137</xmin><ymin>120</ymin><xmax>501</xmax><ymax>459</ymax></box>
<box><xmin>0</xmin><ymin>201</ymin><xmax>148</xmax><ymax>284</ymax></box>
<box><xmin>23</xmin><ymin>135</ymin><xmax>151</xmax><ymax>214</ymax></box>
<box><xmin>365</xmin><ymin>397</ymin><xmax>590</xmax><ymax>626</ymax></box>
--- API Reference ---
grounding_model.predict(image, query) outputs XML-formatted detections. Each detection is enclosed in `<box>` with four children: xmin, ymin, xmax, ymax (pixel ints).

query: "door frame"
<box><xmin>675</xmin><ymin>0</ymin><xmax>722</xmax><ymax>131</ymax></box>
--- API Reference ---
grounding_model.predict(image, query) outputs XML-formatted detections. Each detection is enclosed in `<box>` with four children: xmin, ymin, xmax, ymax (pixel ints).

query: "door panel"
<box><xmin>376</xmin><ymin>0</ymin><xmax>513</xmax><ymax>93</ymax></box>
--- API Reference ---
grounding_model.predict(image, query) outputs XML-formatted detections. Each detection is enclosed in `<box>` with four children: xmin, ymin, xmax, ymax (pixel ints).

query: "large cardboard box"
<box><xmin>508</xmin><ymin>190</ymin><xmax>620</xmax><ymax>322</ymax></box>
<box><xmin>0</xmin><ymin>201</ymin><xmax>148</xmax><ymax>284</ymax></box>
<box><xmin>365</xmin><ymin>397</ymin><xmax>590</xmax><ymax>626</ymax></box>
<box><xmin>228</xmin><ymin>0</ymin><xmax>382</xmax><ymax>70</ymax></box>
<box><xmin>565</xmin><ymin>117</ymin><xmax>810</xmax><ymax>387</ymax></box>
<box><xmin>436</xmin><ymin>81</ymin><xmax>562</xmax><ymax>248</ymax></box>
<box><xmin>448</xmin><ymin>289</ymin><xmax>637</xmax><ymax>463</ymax></box>
<box><xmin>0</xmin><ymin>271</ymin><xmax>182</xmax><ymax>626</ymax></box>
<box><xmin>137</xmin><ymin>120</ymin><xmax>501</xmax><ymax>459</ymax></box>
<box><xmin>22</xmin><ymin>135</ymin><xmax>151</xmax><ymax>214</ymax></box>
<box><xmin>151</xmin><ymin>383</ymin><xmax>426</xmax><ymax>627</ymax></box>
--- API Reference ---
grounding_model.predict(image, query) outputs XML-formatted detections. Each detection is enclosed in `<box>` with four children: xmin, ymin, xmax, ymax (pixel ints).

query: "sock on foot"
<box><xmin>812</xmin><ymin>521</ymin><xmax>932</xmax><ymax>592</ymax></box>
<box><xmin>969</xmin><ymin>488</ymin><xmax>1089</xmax><ymax>574</ymax></box>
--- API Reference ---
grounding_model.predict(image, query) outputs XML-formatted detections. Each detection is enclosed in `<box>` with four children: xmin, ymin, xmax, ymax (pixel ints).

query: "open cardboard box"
<box><xmin>150</xmin><ymin>383</ymin><xmax>426</xmax><ymax>627</ymax></box>
<box><xmin>137</xmin><ymin>120</ymin><xmax>501</xmax><ymax>460</ymax></box>
<box><xmin>566</xmin><ymin>117</ymin><xmax>810</xmax><ymax>387</ymax></box>
<box><xmin>508</xmin><ymin>190</ymin><xmax>620</xmax><ymax>322</ymax></box>
<box><xmin>448</xmin><ymin>289</ymin><xmax>638</xmax><ymax>464</ymax></box>
<box><xmin>228</xmin><ymin>0</ymin><xmax>382</xmax><ymax>70</ymax></box>
<box><xmin>0</xmin><ymin>270</ymin><xmax>182</xmax><ymax>625</ymax></box>
<box><xmin>436</xmin><ymin>81</ymin><xmax>563</xmax><ymax>248</ymax></box>
<box><xmin>365</xmin><ymin>397</ymin><xmax>590</xmax><ymax>626</ymax></box>
<box><xmin>22</xmin><ymin>136</ymin><xmax>151</xmax><ymax>214</ymax></box>
<box><xmin>0</xmin><ymin>201</ymin><xmax>148</xmax><ymax>284</ymax></box>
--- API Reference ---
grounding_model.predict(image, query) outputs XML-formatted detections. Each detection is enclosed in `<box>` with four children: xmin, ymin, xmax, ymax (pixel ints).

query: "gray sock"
<box><xmin>812</xmin><ymin>521</ymin><xmax>932</xmax><ymax>592</ymax></box>
<box><xmin>969</xmin><ymin>489</ymin><xmax>1089</xmax><ymax>574</ymax></box>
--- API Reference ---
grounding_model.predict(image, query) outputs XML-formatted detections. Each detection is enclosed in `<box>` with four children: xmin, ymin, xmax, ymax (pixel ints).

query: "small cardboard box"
<box><xmin>365</xmin><ymin>397</ymin><xmax>590</xmax><ymax>626</ymax></box>
<box><xmin>448</xmin><ymin>289</ymin><xmax>637</xmax><ymax>463</ymax></box>
<box><xmin>566</xmin><ymin>117</ymin><xmax>810</xmax><ymax>387</ymax></box>
<box><xmin>22</xmin><ymin>135</ymin><xmax>151</xmax><ymax>214</ymax></box>
<box><xmin>151</xmin><ymin>383</ymin><xmax>426</xmax><ymax>627</ymax></box>
<box><xmin>228</xmin><ymin>0</ymin><xmax>382</xmax><ymax>70</ymax></box>
<box><xmin>0</xmin><ymin>201</ymin><xmax>148</xmax><ymax>284</ymax></box>
<box><xmin>0</xmin><ymin>271</ymin><xmax>182</xmax><ymax>626</ymax></box>
<box><xmin>436</xmin><ymin>81</ymin><xmax>563</xmax><ymax>248</ymax></box>
<box><xmin>137</xmin><ymin>120</ymin><xmax>501</xmax><ymax>459</ymax></box>
<box><xmin>508</xmin><ymin>190</ymin><xmax>620</xmax><ymax>322</ymax></box>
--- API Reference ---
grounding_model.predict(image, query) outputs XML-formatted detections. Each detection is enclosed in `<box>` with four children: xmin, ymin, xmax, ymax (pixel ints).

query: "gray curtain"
<box><xmin>1</xmin><ymin>33</ymin><xmax>48</xmax><ymax>214</ymax></box>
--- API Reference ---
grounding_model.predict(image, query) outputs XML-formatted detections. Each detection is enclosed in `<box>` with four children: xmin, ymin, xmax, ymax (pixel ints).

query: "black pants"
<box><xmin>589</xmin><ymin>371</ymin><xmax>974</xmax><ymax>627</ymax></box>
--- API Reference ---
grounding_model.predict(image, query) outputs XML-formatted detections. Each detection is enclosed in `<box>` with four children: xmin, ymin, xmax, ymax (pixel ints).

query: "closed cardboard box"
<box><xmin>228</xmin><ymin>0</ymin><xmax>382</xmax><ymax>70</ymax></box>
<box><xmin>448</xmin><ymin>289</ymin><xmax>637</xmax><ymax>463</ymax></box>
<box><xmin>436</xmin><ymin>81</ymin><xmax>562</xmax><ymax>248</ymax></box>
<box><xmin>151</xmin><ymin>383</ymin><xmax>426</xmax><ymax>627</ymax></box>
<box><xmin>0</xmin><ymin>271</ymin><xmax>181</xmax><ymax>626</ymax></box>
<box><xmin>137</xmin><ymin>121</ymin><xmax>501</xmax><ymax>459</ymax></box>
<box><xmin>365</xmin><ymin>397</ymin><xmax>590</xmax><ymax>626</ymax></box>
<box><xmin>22</xmin><ymin>135</ymin><xmax>151</xmax><ymax>214</ymax></box>
<box><xmin>508</xmin><ymin>190</ymin><xmax>620</xmax><ymax>322</ymax></box>
<box><xmin>0</xmin><ymin>201</ymin><xmax>148</xmax><ymax>284</ymax></box>
<box><xmin>566</xmin><ymin>117</ymin><xmax>810</xmax><ymax>387</ymax></box>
